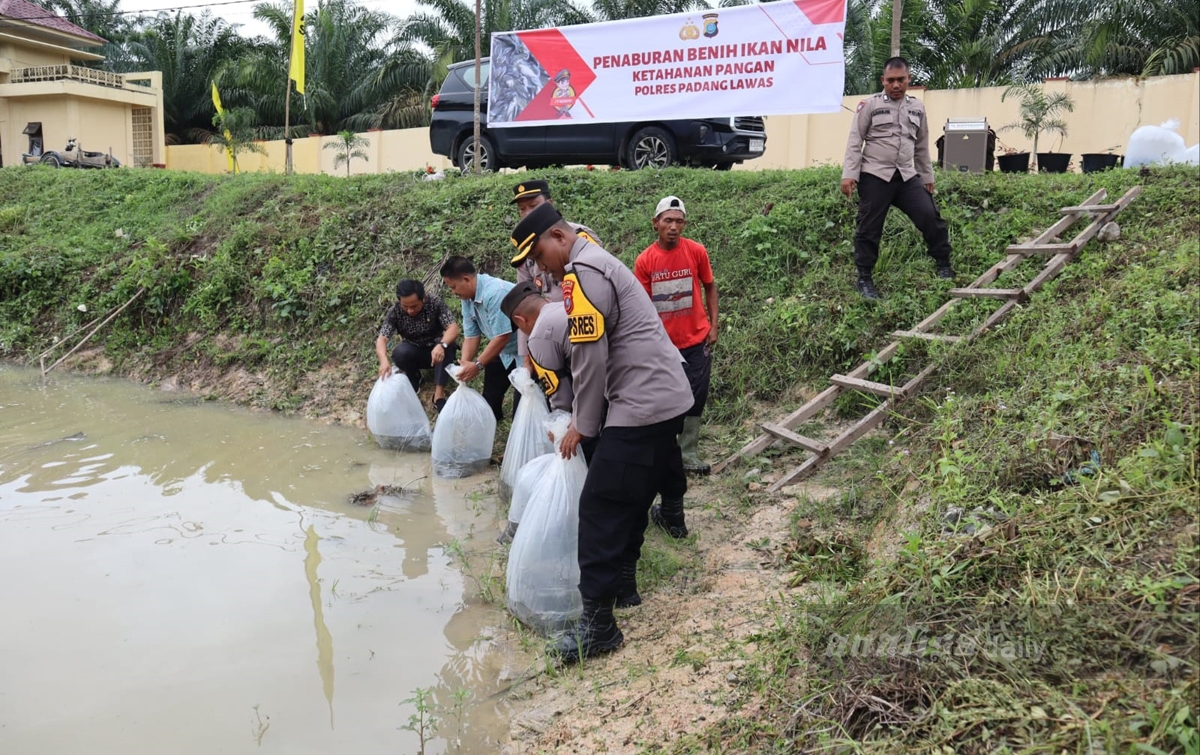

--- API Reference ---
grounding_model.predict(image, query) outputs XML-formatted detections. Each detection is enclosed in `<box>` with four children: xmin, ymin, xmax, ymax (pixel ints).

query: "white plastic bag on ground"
<box><xmin>501</xmin><ymin>452</ymin><xmax>555</xmax><ymax>541</ymax></box>
<box><xmin>498</xmin><ymin>368</ymin><xmax>554</xmax><ymax>504</ymax></box>
<box><xmin>431</xmin><ymin>365</ymin><xmax>496</xmax><ymax>478</ymax></box>
<box><xmin>505</xmin><ymin>411</ymin><xmax>587</xmax><ymax>634</ymax></box>
<box><xmin>1183</xmin><ymin>144</ymin><xmax>1200</xmax><ymax>166</ymax></box>
<box><xmin>366</xmin><ymin>369</ymin><xmax>431</xmax><ymax>452</ymax></box>
<box><xmin>1125</xmin><ymin>119</ymin><xmax>1189</xmax><ymax>168</ymax></box>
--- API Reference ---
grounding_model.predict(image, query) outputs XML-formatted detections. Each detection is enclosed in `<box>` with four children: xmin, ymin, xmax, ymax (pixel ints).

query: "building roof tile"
<box><xmin>0</xmin><ymin>0</ymin><xmax>107</xmax><ymax>45</ymax></box>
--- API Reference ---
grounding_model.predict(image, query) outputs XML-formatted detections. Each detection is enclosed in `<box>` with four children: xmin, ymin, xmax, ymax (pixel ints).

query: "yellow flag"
<box><xmin>289</xmin><ymin>0</ymin><xmax>305</xmax><ymax>94</ymax></box>
<box><xmin>211</xmin><ymin>81</ymin><xmax>235</xmax><ymax>173</ymax></box>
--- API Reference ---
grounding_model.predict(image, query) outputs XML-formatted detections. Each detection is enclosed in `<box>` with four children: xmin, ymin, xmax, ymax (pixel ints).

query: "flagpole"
<box><xmin>285</xmin><ymin>82</ymin><xmax>293</xmax><ymax>175</ymax></box>
<box><xmin>284</xmin><ymin>0</ymin><xmax>295</xmax><ymax>175</ymax></box>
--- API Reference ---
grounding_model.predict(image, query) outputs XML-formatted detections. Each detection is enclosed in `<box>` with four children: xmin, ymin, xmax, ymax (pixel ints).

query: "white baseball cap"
<box><xmin>654</xmin><ymin>196</ymin><xmax>686</xmax><ymax>218</ymax></box>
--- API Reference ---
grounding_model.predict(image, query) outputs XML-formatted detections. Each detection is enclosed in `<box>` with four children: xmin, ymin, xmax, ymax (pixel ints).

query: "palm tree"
<box><xmin>401</xmin><ymin>0</ymin><xmax>587</xmax><ymax>63</ymax></box>
<box><xmin>227</xmin><ymin>1</ymin><xmax>434</xmax><ymax>134</ymax></box>
<box><xmin>1027</xmin><ymin>0</ymin><xmax>1199</xmax><ymax>78</ymax></box>
<box><xmin>580</xmin><ymin>0</ymin><xmax>708</xmax><ymax>22</ymax></box>
<box><xmin>1001</xmin><ymin>82</ymin><xmax>1074</xmax><ymax>170</ymax></box>
<box><xmin>324</xmin><ymin>130</ymin><xmax>370</xmax><ymax>175</ymax></box>
<box><xmin>109</xmin><ymin>12</ymin><xmax>253</xmax><ymax>144</ymax></box>
<box><xmin>209</xmin><ymin>107</ymin><xmax>267</xmax><ymax>172</ymax></box>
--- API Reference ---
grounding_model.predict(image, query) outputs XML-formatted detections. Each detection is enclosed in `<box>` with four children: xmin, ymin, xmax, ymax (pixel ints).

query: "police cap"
<box><xmin>509</xmin><ymin>202</ymin><xmax>563</xmax><ymax>267</ymax></box>
<box><xmin>500</xmin><ymin>281</ymin><xmax>541</xmax><ymax>325</ymax></box>
<box><xmin>511</xmin><ymin>179</ymin><xmax>550</xmax><ymax>203</ymax></box>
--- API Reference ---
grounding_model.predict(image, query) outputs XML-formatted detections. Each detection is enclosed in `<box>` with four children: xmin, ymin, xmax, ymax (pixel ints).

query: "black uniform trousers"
<box><xmin>482</xmin><ymin>359</ymin><xmax>520</xmax><ymax>421</ymax></box>
<box><xmin>854</xmin><ymin>171</ymin><xmax>952</xmax><ymax>275</ymax></box>
<box><xmin>393</xmin><ymin>341</ymin><xmax>457</xmax><ymax>393</ymax></box>
<box><xmin>577</xmin><ymin>414</ymin><xmax>687</xmax><ymax>600</ymax></box>
<box><xmin>679</xmin><ymin>343</ymin><xmax>712</xmax><ymax>418</ymax></box>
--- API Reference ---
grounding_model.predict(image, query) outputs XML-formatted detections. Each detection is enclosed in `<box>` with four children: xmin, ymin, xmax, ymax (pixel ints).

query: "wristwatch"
<box><xmin>439</xmin><ymin>342</ymin><xmax>449</xmax><ymax>349</ymax></box>
<box><xmin>474</xmin><ymin>360</ymin><xmax>483</xmax><ymax>371</ymax></box>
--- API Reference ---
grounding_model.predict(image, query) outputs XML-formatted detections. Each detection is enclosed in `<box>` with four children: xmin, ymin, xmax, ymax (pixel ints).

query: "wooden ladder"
<box><xmin>712</xmin><ymin>186</ymin><xmax>1142</xmax><ymax>493</ymax></box>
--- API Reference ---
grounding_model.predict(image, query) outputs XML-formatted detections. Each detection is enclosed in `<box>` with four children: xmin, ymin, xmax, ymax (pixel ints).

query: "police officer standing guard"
<box><xmin>509</xmin><ymin>203</ymin><xmax>694</xmax><ymax>663</ymax></box>
<box><xmin>841</xmin><ymin>56</ymin><xmax>955</xmax><ymax>300</ymax></box>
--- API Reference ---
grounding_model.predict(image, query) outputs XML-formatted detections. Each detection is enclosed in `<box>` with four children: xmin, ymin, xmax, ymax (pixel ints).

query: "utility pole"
<box><xmin>472</xmin><ymin>0</ymin><xmax>482</xmax><ymax>174</ymax></box>
<box><xmin>890</xmin><ymin>0</ymin><xmax>903</xmax><ymax>57</ymax></box>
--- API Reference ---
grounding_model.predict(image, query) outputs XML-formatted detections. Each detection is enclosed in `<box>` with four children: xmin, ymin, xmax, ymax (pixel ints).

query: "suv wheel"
<box><xmin>456</xmin><ymin>134</ymin><xmax>497</xmax><ymax>173</ymax></box>
<box><xmin>627</xmin><ymin>127</ymin><xmax>676</xmax><ymax>169</ymax></box>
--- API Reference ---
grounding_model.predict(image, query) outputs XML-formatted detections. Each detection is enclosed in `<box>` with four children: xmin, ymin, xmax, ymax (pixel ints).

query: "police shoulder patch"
<box><xmin>856</xmin><ymin>100</ymin><xmax>866</xmax><ymax>112</ymax></box>
<box><xmin>529</xmin><ymin>356</ymin><xmax>560</xmax><ymax>396</ymax></box>
<box><xmin>562</xmin><ymin>272</ymin><xmax>605</xmax><ymax>343</ymax></box>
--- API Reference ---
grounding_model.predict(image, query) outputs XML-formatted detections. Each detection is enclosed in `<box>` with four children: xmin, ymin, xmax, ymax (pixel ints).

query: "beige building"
<box><xmin>0</xmin><ymin>0</ymin><xmax>165</xmax><ymax>168</ymax></box>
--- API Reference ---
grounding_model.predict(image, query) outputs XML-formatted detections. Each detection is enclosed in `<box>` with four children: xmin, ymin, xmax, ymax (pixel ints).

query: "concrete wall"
<box><xmin>168</xmin><ymin>127</ymin><xmax>455</xmax><ymax>175</ymax></box>
<box><xmin>742</xmin><ymin>71</ymin><xmax>1200</xmax><ymax>171</ymax></box>
<box><xmin>166</xmin><ymin>71</ymin><xmax>1200</xmax><ymax>175</ymax></box>
<box><xmin>0</xmin><ymin>41</ymin><xmax>69</xmax><ymax>70</ymax></box>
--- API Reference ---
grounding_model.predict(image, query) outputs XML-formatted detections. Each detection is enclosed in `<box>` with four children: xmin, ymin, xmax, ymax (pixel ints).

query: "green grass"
<box><xmin>2</xmin><ymin>164</ymin><xmax>1196</xmax><ymax>753</ymax></box>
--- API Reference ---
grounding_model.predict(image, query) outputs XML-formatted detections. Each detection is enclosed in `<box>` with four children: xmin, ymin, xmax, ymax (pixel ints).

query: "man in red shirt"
<box><xmin>634</xmin><ymin>196</ymin><xmax>719</xmax><ymax>487</ymax></box>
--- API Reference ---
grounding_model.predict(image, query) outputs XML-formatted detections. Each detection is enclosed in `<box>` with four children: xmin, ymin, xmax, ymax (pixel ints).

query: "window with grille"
<box><xmin>131</xmin><ymin>108</ymin><xmax>153</xmax><ymax>167</ymax></box>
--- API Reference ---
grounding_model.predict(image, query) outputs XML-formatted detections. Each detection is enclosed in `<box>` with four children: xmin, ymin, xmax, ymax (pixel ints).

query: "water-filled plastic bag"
<box><xmin>366</xmin><ymin>369</ymin><xmax>431</xmax><ymax>452</ymax></box>
<box><xmin>498</xmin><ymin>368</ymin><xmax>554</xmax><ymax>503</ymax></box>
<box><xmin>505</xmin><ymin>411</ymin><xmax>586</xmax><ymax>634</ymax></box>
<box><xmin>430</xmin><ymin>365</ymin><xmax>496</xmax><ymax>478</ymax></box>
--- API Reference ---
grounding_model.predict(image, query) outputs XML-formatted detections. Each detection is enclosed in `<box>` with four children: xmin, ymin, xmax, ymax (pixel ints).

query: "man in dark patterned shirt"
<box><xmin>375</xmin><ymin>279</ymin><xmax>460</xmax><ymax>412</ymax></box>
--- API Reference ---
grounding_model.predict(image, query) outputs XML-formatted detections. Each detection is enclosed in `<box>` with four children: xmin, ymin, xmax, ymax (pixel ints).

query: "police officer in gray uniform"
<box><xmin>502</xmin><ymin>282</ymin><xmax>576</xmax><ymax>414</ymax></box>
<box><xmin>842</xmin><ymin>56</ymin><xmax>955</xmax><ymax>300</ymax></box>
<box><xmin>509</xmin><ymin>203</ymin><xmax>694</xmax><ymax>662</ymax></box>
<box><xmin>510</xmin><ymin>180</ymin><xmax>601</xmax><ymax>365</ymax></box>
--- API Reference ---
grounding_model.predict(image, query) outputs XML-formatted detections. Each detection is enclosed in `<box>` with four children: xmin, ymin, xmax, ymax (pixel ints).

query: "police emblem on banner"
<box><xmin>702</xmin><ymin>13</ymin><xmax>719</xmax><ymax>38</ymax></box>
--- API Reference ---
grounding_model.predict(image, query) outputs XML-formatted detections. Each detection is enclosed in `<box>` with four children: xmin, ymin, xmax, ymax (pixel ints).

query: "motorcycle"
<box><xmin>22</xmin><ymin>138</ymin><xmax>120</xmax><ymax>169</ymax></box>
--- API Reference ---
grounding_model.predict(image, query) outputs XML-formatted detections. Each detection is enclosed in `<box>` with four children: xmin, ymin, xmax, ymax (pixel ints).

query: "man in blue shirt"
<box><xmin>440</xmin><ymin>256</ymin><xmax>520</xmax><ymax>420</ymax></box>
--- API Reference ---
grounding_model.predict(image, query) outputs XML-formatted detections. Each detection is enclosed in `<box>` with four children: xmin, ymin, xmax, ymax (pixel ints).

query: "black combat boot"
<box><xmin>553</xmin><ymin>597</ymin><xmax>623</xmax><ymax>664</ymax></box>
<box><xmin>855</xmin><ymin>274</ymin><xmax>881</xmax><ymax>300</ymax></box>
<box><xmin>615</xmin><ymin>560</ymin><xmax>642</xmax><ymax>608</ymax></box>
<box><xmin>651</xmin><ymin>497</ymin><xmax>689</xmax><ymax>539</ymax></box>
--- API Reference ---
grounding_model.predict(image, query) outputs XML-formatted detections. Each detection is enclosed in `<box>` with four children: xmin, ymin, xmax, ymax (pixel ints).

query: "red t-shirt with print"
<box><xmin>634</xmin><ymin>237</ymin><xmax>714</xmax><ymax>350</ymax></box>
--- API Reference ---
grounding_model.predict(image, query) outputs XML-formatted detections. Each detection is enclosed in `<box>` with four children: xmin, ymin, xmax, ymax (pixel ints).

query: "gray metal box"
<box><xmin>943</xmin><ymin>118</ymin><xmax>989</xmax><ymax>172</ymax></box>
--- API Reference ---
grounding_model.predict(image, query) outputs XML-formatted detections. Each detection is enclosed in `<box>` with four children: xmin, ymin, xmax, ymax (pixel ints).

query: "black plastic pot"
<box><xmin>1037</xmin><ymin>152</ymin><xmax>1071</xmax><ymax>173</ymax></box>
<box><xmin>997</xmin><ymin>152</ymin><xmax>1030</xmax><ymax>173</ymax></box>
<box><xmin>1081</xmin><ymin>153</ymin><xmax>1121</xmax><ymax>173</ymax></box>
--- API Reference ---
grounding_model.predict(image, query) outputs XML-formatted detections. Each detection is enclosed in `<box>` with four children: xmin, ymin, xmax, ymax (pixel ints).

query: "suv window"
<box><xmin>451</xmin><ymin>62</ymin><xmax>490</xmax><ymax>91</ymax></box>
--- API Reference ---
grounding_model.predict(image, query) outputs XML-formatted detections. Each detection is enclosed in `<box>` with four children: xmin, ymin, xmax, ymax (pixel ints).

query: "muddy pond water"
<box><xmin>0</xmin><ymin>365</ymin><xmax>520</xmax><ymax>754</ymax></box>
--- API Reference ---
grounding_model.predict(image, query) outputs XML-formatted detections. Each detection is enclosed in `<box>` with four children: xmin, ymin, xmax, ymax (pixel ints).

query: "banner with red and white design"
<box><xmin>487</xmin><ymin>0</ymin><xmax>846</xmax><ymax>127</ymax></box>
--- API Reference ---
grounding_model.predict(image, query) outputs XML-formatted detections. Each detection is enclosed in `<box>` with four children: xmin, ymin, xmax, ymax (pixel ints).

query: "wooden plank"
<box><xmin>1060</xmin><ymin>202</ymin><xmax>1120</xmax><ymax>214</ymax></box>
<box><xmin>760</xmin><ymin>423</ymin><xmax>829</xmax><ymax>454</ymax></box>
<box><xmin>1005</xmin><ymin>242</ymin><xmax>1080</xmax><ymax>255</ymax></box>
<box><xmin>899</xmin><ymin>361</ymin><xmax>939</xmax><ymax>396</ymax></box>
<box><xmin>769</xmin><ymin>402</ymin><xmax>892</xmax><ymax>492</ymax></box>
<box><xmin>972</xmin><ymin>300</ymin><xmax>1019</xmax><ymax>337</ymax></box>
<box><xmin>949</xmin><ymin>288</ymin><xmax>1029</xmax><ymax>301</ymax></box>
<box><xmin>830</xmin><ymin>373</ymin><xmax>905</xmax><ymax>398</ymax></box>
<box><xmin>710</xmin><ymin>384</ymin><xmax>843</xmax><ymax>474</ymax></box>
<box><xmin>892</xmin><ymin>330</ymin><xmax>963</xmax><ymax>343</ymax></box>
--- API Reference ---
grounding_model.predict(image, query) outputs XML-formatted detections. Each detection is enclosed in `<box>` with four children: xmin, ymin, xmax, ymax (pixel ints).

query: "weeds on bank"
<box><xmin>676</xmin><ymin>186</ymin><xmax>1199</xmax><ymax>754</ymax></box>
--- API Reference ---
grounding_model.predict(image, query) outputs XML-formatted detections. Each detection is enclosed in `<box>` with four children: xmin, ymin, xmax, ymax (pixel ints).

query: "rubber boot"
<box><xmin>678</xmin><ymin>416</ymin><xmax>710</xmax><ymax>475</ymax></box>
<box><xmin>553</xmin><ymin>597</ymin><xmax>623</xmax><ymax>664</ymax></box>
<box><xmin>615</xmin><ymin>559</ymin><xmax>641</xmax><ymax>609</ymax></box>
<box><xmin>651</xmin><ymin>496</ymin><xmax>689</xmax><ymax>539</ymax></box>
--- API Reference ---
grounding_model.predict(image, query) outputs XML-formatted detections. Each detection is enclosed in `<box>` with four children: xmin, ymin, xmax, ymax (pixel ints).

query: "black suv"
<box><xmin>430</xmin><ymin>58</ymin><xmax>767</xmax><ymax>172</ymax></box>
